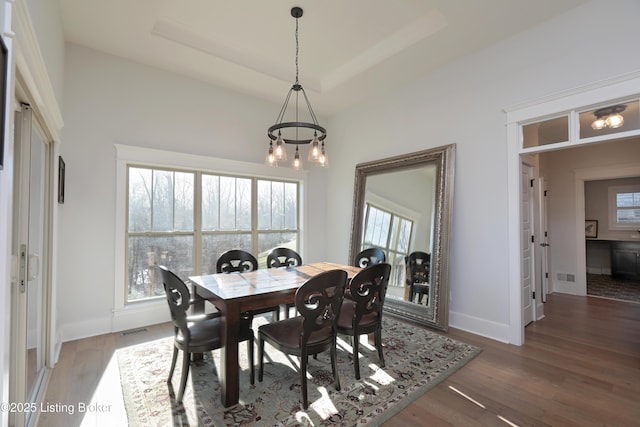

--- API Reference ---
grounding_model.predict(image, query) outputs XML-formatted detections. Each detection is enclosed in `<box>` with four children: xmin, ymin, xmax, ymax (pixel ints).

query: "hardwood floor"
<box><xmin>36</xmin><ymin>294</ymin><xmax>640</xmax><ymax>426</ymax></box>
<box><xmin>384</xmin><ymin>294</ymin><xmax>640</xmax><ymax>427</ymax></box>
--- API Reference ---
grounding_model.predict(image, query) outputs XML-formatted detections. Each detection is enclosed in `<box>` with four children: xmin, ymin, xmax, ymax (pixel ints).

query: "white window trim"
<box><xmin>112</xmin><ymin>144</ymin><xmax>305</xmax><ymax>332</ymax></box>
<box><xmin>608</xmin><ymin>184</ymin><xmax>640</xmax><ymax>230</ymax></box>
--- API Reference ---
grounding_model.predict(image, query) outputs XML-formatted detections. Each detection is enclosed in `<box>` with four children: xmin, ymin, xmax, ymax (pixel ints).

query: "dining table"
<box><xmin>189</xmin><ymin>261</ymin><xmax>361</xmax><ymax>408</ymax></box>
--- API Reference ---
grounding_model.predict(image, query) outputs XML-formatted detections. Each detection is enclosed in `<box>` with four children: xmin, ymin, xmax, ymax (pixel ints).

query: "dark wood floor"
<box><xmin>383</xmin><ymin>294</ymin><xmax>640</xmax><ymax>426</ymax></box>
<box><xmin>37</xmin><ymin>294</ymin><xmax>640</xmax><ymax>426</ymax></box>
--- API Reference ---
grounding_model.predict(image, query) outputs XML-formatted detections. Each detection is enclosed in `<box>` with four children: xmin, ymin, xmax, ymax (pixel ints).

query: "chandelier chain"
<box><xmin>295</xmin><ymin>15</ymin><xmax>299</xmax><ymax>85</ymax></box>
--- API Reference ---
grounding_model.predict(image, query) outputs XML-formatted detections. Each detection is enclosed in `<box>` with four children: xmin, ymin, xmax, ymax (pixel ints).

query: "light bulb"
<box><xmin>274</xmin><ymin>133</ymin><xmax>287</xmax><ymax>161</ymax></box>
<box><xmin>606</xmin><ymin>113</ymin><xmax>624</xmax><ymax>128</ymax></box>
<box><xmin>308</xmin><ymin>135</ymin><xmax>320</xmax><ymax>161</ymax></box>
<box><xmin>292</xmin><ymin>147</ymin><xmax>302</xmax><ymax>170</ymax></box>
<box><xmin>318</xmin><ymin>147</ymin><xmax>328</xmax><ymax>167</ymax></box>
<box><xmin>265</xmin><ymin>145</ymin><xmax>276</xmax><ymax>166</ymax></box>
<box><xmin>591</xmin><ymin>117</ymin><xmax>606</xmax><ymax>130</ymax></box>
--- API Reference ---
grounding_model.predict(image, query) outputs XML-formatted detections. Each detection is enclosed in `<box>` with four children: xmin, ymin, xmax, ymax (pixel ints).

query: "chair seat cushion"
<box><xmin>177</xmin><ymin>316</ymin><xmax>223</xmax><ymax>348</ymax></box>
<box><xmin>259</xmin><ymin>317</ymin><xmax>332</xmax><ymax>351</ymax></box>
<box><xmin>176</xmin><ymin>314</ymin><xmax>253</xmax><ymax>348</ymax></box>
<box><xmin>337</xmin><ymin>301</ymin><xmax>378</xmax><ymax>330</ymax></box>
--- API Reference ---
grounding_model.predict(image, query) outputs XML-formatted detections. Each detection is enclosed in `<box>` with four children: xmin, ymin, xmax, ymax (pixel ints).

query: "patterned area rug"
<box><xmin>587</xmin><ymin>273</ymin><xmax>640</xmax><ymax>303</ymax></box>
<box><xmin>117</xmin><ymin>317</ymin><xmax>480</xmax><ymax>426</ymax></box>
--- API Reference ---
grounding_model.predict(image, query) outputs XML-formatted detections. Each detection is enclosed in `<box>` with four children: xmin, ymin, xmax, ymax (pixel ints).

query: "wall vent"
<box><xmin>121</xmin><ymin>327</ymin><xmax>147</xmax><ymax>336</ymax></box>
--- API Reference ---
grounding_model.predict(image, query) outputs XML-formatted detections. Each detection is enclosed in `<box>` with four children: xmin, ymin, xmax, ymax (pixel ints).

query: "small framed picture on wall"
<box><xmin>58</xmin><ymin>156</ymin><xmax>65</xmax><ymax>204</ymax></box>
<box><xmin>0</xmin><ymin>36</ymin><xmax>8</xmax><ymax>170</ymax></box>
<box><xmin>585</xmin><ymin>220</ymin><xmax>597</xmax><ymax>238</ymax></box>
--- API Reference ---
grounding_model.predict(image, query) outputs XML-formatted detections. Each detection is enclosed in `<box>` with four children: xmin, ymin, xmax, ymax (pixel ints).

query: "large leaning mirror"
<box><xmin>349</xmin><ymin>144</ymin><xmax>455</xmax><ymax>331</ymax></box>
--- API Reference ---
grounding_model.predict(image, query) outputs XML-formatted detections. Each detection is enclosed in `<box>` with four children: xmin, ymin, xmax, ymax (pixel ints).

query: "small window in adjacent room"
<box><xmin>608</xmin><ymin>184</ymin><xmax>640</xmax><ymax>230</ymax></box>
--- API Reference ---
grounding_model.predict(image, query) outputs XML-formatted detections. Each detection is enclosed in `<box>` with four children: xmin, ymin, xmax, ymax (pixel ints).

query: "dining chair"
<box><xmin>266</xmin><ymin>247</ymin><xmax>302</xmax><ymax>319</ymax></box>
<box><xmin>405</xmin><ymin>251</ymin><xmax>430</xmax><ymax>304</ymax></box>
<box><xmin>337</xmin><ymin>263</ymin><xmax>391</xmax><ymax>379</ymax></box>
<box><xmin>353</xmin><ymin>247</ymin><xmax>386</xmax><ymax>268</ymax></box>
<box><xmin>158</xmin><ymin>265</ymin><xmax>255</xmax><ymax>403</ymax></box>
<box><xmin>258</xmin><ymin>269</ymin><xmax>348</xmax><ymax>409</ymax></box>
<box><xmin>216</xmin><ymin>249</ymin><xmax>280</xmax><ymax>322</ymax></box>
<box><xmin>216</xmin><ymin>249</ymin><xmax>259</xmax><ymax>273</ymax></box>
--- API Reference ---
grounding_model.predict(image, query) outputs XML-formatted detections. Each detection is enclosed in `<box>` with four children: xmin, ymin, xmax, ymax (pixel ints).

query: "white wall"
<box><xmin>59</xmin><ymin>44</ymin><xmax>329</xmax><ymax>340</ymax></box>
<box><xmin>325</xmin><ymin>0</ymin><xmax>640</xmax><ymax>341</ymax></box>
<box><xmin>540</xmin><ymin>138</ymin><xmax>640</xmax><ymax>293</ymax></box>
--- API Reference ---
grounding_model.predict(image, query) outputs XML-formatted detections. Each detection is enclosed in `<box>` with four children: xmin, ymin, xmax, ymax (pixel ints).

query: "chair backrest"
<box><xmin>347</xmin><ymin>263</ymin><xmax>391</xmax><ymax>323</ymax></box>
<box><xmin>354</xmin><ymin>247</ymin><xmax>386</xmax><ymax>268</ymax></box>
<box><xmin>266</xmin><ymin>247</ymin><xmax>302</xmax><ymax>268</ymax></box>
<box><xmin>405</xmin><ymin>251</ymin><xmax>430</xmax><ymax>283</ymax></box>
<box><xmin>216</xmin><ymin>249</ymin><xmax>258</xmax><ymax>274</ymax></box>
<box><xmin>158</xmin><ymin>265</ymin><xmax>191</xmax><ymax>336</ymax></box>
<box><xmin>295</xmin><ymin>269</ymin><xmax>348</xmax><ymax>346</ymax></box>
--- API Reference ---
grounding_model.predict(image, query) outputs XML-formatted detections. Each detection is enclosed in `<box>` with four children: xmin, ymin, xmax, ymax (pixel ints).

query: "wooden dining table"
<box><xmin>189</xmin><ymin>261</ymin><xmax>361</xmax><ymax>408</ymax></box>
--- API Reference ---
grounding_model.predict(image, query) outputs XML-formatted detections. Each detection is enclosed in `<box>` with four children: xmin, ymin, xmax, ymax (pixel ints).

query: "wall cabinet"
<box><xmin>611</xmin><ymin>241</ymin><xmax>640</xmax><ymax>280</ymax></box>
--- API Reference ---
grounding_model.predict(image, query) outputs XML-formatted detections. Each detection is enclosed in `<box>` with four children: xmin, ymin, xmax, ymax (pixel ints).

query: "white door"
<box><xmin>521</xmin><ymin>163</ymin><xmax>535</xmax><ymax>326</ymax></box>
<box><xmin>538</xmin><ymin>177</ymin><xmax>550</xmax><ymax>302</ymax></box>
<box><xmin>10</xmin><ymin>104</ymin><xmax>51</xmax><ymax>427</ymax></box>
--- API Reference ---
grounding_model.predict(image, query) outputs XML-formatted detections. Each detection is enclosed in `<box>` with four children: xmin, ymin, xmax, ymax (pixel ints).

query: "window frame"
<box><xmin>608</xmin><ymin>184</ymin><xmax>640</xmax><ymax>230</ymax></box>
<box><xmin>115</xmin><ymin>145</ymin><xmax>305</xmax><ymax>317</ymax></box>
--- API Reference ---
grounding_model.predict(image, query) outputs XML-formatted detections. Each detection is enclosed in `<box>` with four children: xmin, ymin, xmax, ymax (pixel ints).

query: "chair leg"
<box><xmin>177</xmin><ymin>350</ymin><xmax>190</xmax><ymax>403</ymax></box>
<box><xmin>375</xmin><ymin>327</ymin><xmax>385</xmax><ymax>367</ymax></box>
<box><xmin>352</xmin><ymin>332</ymin><xmax>361</xmax><ymax>380</ymax></box>
<box><xmin>258</xmin><ymin>336</ymin><xmax>265</xmax><ymax>382</ymax></box>
<box><xmin>331</xmin><ymin>339</ymin><xmax>341</xmax><ymax>392</ymax></box>
<box><xmin>168</xmin><ymin>346</ymin><xmax>178</xmax><ymax>382</ymax></box>
<box><xmin>301</xmin><ymin>353</ymin><xmax>308</xmax><ymax>409</ymax></box>
<box><xmin>247</xmin><ymin>336</ymin><xmax>255</xmax><ymax>385</ymax></box>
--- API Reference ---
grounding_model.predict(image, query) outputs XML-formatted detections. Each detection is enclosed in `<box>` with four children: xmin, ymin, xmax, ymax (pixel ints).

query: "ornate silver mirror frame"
<box><xmin>349</xmin><ymin>144</ymin><xmax>455</xmax><ymax>331</ymax></box>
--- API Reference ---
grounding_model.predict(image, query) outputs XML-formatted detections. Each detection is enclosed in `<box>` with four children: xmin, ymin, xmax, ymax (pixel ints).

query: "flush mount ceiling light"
<box><xmin>591</xmin><ymin>104</ymin><xmax>626</xmax><ymax>130</ymax></box>
<box><xmin>266</xmin><ymin>7</ymin><xmax>327</xmax><ymax>170</ymax></box>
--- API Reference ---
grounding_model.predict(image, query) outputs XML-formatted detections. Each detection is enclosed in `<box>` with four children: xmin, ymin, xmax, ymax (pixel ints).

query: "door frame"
<box><xmin>9</xmin><ymin>101</ymin><xmax>54</xmax><ymax>427</ymax></box>
<box><xmin>505</xmin><ymin>71</ymin><xmax>640</xmax><ymax>345</ymax></box>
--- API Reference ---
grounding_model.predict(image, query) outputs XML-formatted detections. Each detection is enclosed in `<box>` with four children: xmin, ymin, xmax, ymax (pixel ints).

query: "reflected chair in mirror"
<box><xmin>159</xmin><ymin>265</ymin><xmax>255</xmax><ymax>403</ymax></box>
<box><xmin>258</xmin><ymin>269</ymin><xmax>348</xmax><ymax>409</ymax></box>
<box><xmin>405</xmin><ymin>251</ymin><xmax>430</xmax><ymax>304</ymax></box>
<box><xmin>266</xmin><ymin>247</ymin><xmax>302</xmax><ymax>319</ymax></box>
<box><xmin>216</xmin><ymin>249</ymin><xmax>280</xmax><ymax>322</ymax></box>
<box><xmin>337</xmin><ymin>263</ymin><xmax>391</xmax><ymax>380</ymax></box>
<box><xmin>353</xmin><ymin>247</ymin><xmax>386</xmax><ymax>268</ymax></box>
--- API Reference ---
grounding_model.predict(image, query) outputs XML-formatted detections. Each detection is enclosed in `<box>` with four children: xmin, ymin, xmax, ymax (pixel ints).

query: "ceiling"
<box><xmin>59</xmin><ymin>0</ymin><xmax>587</xmax><ymax>116</ymax></box>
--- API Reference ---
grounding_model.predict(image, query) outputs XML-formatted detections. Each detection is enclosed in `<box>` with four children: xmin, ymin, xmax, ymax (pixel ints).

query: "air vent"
<box><xmin>121</xmin><ymin>327</ymin><xmax>147</xmax><ymax>336</ymax></box>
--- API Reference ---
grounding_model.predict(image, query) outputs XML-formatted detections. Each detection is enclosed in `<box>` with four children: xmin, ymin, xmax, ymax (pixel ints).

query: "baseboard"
<box><xmin>60</xmin><ymin>301</ymin><xmax>170</xmax><ymax>343</ymax></box>
<box><xmin>449</xmin><ymin>310</ymin><xmax>511</xmax><ymax>344</ymax></box>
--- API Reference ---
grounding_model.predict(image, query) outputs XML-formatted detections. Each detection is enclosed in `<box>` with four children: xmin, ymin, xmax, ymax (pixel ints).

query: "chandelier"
<box><xmin>591</xmin><ymin>105</ymin><xmax>626</xmax><ymax>130</ymax></box>
<box><xmin>266</xmin><ymin>7</ymin><xmax>327</xmax><ymax>170</ymax></box>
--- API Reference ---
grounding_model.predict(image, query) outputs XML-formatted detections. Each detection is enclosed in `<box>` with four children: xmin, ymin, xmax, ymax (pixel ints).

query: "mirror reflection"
<box><xmin>349</xmin><ymin>145</ymin><xmax>455</xmax><ymax>331</ymax></box>
<box><xmin>361</xmin><ymin>166</ymin><xmax>436</xmax><ymax>306</ymax></box>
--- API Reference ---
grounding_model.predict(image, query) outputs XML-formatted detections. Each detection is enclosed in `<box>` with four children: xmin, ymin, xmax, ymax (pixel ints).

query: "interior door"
<box><xmin>538</xmin><ymin>177</ymin><xmax>549</xmax><ymax>302</ymax></box>
<box><xmin>10</xmin><ymin>103</ymin><xmax>50</xmax><ymax>427</ymax></box>
<box><xmin>521</xmin><ymin>163</ymin><xmax>535</xmax><ymax>326</ymax></box>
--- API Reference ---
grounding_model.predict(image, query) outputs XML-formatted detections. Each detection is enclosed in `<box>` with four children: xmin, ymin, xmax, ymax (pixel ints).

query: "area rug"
<box><xmin>117</xmin><ymin>317</ymin><xmax>480</xmax><ymax>426</ymax></box>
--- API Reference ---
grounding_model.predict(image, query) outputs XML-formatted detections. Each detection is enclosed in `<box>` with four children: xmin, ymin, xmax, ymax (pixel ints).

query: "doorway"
<box><xmin>10</xmin><ymin>103</ymin><xmax>53</xmax><ymax>427</ymax></box>
<box><xmin>506</xmin><ymin>71</ymin><xmax>640</xmax><ymax>345</ymax></box>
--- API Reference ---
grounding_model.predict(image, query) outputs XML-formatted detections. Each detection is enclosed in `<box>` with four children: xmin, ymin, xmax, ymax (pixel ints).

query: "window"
<box><xmin>608</xmin><ymin>185</ymin><xmax>640</xmax><ymax>230</ymax></box>
<box><xmin>362</xmin><ymin>203</ymin><xmax>413</xmax><ymax>286</ymax></box>
<box><xmin>126</xmin><ymin>165</ymin><xmax>299</xmax><ymax>303</ymax></box>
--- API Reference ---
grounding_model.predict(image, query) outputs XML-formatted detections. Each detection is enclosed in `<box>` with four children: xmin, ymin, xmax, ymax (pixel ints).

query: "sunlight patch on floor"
<box><xmin>80</xmin><ymin>353</ymin><xmax>127</xmax><ymax>427</ymax></box>
<box><xmin>448</xmin><ymin>385</ymin><xmax>485</xmax><ymax>409</ymax></box>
